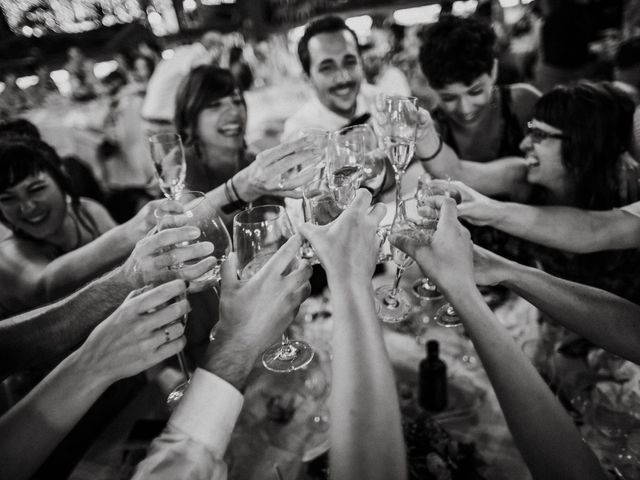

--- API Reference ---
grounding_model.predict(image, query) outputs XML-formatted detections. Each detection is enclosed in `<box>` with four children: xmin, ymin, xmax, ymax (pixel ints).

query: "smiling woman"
<box><xmin>0</xmin><ymin>137</ymin><xmax>118</xmax><ymax>316</ymax></box>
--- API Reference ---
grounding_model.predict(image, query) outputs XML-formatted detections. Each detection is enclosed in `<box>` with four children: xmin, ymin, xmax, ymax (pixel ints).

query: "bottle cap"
<box><xmin>426</xmin><ymin>340</ymin><xmax>439</xmax><ymax>356</ymax></box>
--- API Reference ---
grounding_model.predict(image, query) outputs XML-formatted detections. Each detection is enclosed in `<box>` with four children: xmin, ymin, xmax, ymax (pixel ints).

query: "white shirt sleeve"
<box><xmin>620</xmin><ymin>201</ymin><xmax>640</xmax><ymax>219</ymax></box>
<box><xmin>131</xmin><ymin>368</ymin><xmax>244</xmax><ymax>480</ymax></box>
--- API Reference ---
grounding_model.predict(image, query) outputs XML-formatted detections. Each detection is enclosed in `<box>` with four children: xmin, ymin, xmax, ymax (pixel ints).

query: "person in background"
<box><xmin>64</xmin><ymin>47</ymin><xmax>97</xmax><ymax>102</ymax></box>
<box><xmin>228</xmin><ymin>46</ymin><xmax>254</xmax><ymax>91</ymax></box>
<box><xmin>133</xmin><ymin>190</ymin><xmax>406</xmax><ymax>480</ymax></box>
<box><xmin>0</xmin><ymin>74</ymin><xmax>30</xmax><ymax>119</ymax></box>
<box><xmin>142</xmin><ymin>31</ymin><xmax>225</xmax><ymax>137</ymax></box>
<box><xmin>416</xmin><ymin>14</ymin><xmax>541</xmax><ymax>198</ymax></box>
<box><xmin>391</xmin><ymin>196</ymin><xmax>607</xmax><ymax>480</ymax></box>
<box><xmin>361</xmin><ymin>40</ymin><xmax>411</xmax><ymax>96</ymax></box>
<box><xmin>0</xmin><ymin>280</ymin><xmax>190</xmax><ymax>480</ymax></box>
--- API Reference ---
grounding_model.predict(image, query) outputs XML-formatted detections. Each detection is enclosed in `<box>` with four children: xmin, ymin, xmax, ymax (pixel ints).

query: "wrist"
<box><xmin>202</xmin><ymin>325</ymin><xmax>257</xmax><ymax>391</ymax></box>
<box><xmin>68</xmin><ymin>347</ymin><xmax>113</xmax><ymax>394</ymax></box>
<box><xmin>232</xmin><ymin>170</ymin><xmax>259</xmax><ymax>203</ymax></box>
<box><xmin>416</xmin><ymin>127</ymin><xmax>441</xmax><ymax>158</ymax></box>
<box><xmin>438</xmin><ymin>274</ymin><xmax>477</xmax><ymax>301</ymax></box>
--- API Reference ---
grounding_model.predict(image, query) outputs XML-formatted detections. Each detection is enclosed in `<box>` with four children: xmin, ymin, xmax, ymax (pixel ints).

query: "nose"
<box><xmin>334</xmin><ymin>66</ymin><xmax>351</xmax><ymax>83</ymax></box>
<box><xmin>19</xmin><ymin>199</ymin><xmax>37</xmax><ymax>215</ymax></box>
<box><xmin>458</xmin><ymin>97</ymin><xmax>474</xmax><ymax>116</ymax></box>
<box><xmin>519</xmin><ymin>134</ymin><xmax>532</xmax><ymax>153</ymax></box>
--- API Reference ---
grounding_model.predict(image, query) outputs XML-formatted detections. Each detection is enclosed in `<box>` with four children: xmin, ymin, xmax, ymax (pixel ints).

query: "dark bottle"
<box><xmin>418</xmin><ymin>340</ymin><xmax>448</xmax><ymax>412</ymax></box>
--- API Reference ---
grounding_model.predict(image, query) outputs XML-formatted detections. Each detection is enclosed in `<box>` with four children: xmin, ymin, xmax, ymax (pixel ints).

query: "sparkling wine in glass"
<box><xmin>149</xmin><ymin>132</ymin><xmax>186</xmax><ymax>200</ymax></box>
<box><xmin>375</xmin><ymin>95</ymin><xmax>418</xmax><ymax>212</ymax></box>
<box><xmin>233</xmin><ymin>205</ymin><xmax>315</xmax><ymax>373</ymax></box>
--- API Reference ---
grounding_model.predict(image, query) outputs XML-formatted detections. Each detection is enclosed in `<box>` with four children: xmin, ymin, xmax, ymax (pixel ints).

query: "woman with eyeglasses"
<box><xmin>446</xmin><ymin>81</ymin><xmax>640</xmax><ymax>303</ymax></box>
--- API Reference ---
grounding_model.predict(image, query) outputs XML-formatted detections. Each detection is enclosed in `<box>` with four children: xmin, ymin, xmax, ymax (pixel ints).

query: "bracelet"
<box><xmin>223</xmin><ymin>180</ymin><xmax>235</xmax><ymax>203</ymax></box>
<box><xmin>417</xmin><ymin>135</ymin><xmax>443</xmax><ymax>162</ymax></box>
<box><xmin>230</xmin><ymin>176</ymin><xmax>246</xmax><ymax>203</ymax></box>
<box><xmin>220</xmin><ymin>180</ymin><xmax>245</xmax><ymax>214</ymax></box>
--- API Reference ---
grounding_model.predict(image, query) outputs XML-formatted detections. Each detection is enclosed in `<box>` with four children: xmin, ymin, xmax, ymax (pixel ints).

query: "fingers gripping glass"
<box><xmin>233</xmin><ymin>205</ymin><xmax>314</xmax><ymax>373</ymax></box>
<box><xmin>149</xmin><ymin>132</ymin><xmax>187</xmax><ymax>200</ymax></box>
<box><xmin>375</xmin><ymin>197</ymin><xmax>436</xmax><ymax>323</ymax></box>
<box><xmin>419</xmin><ymin>178</ymin><xmax>464</xmax><ymax>328</ymax></box>
<box><xmin>526</xmin><ymin>122</ymin><xmax>569</xmax><ymax>144</ymax></box>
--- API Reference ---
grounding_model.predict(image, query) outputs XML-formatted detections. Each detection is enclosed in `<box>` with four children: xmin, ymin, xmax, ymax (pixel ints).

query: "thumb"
<box><xmin>220</xmin><ymin>252</ymin><xmax>239</xmax><ymax>289</ymax></box>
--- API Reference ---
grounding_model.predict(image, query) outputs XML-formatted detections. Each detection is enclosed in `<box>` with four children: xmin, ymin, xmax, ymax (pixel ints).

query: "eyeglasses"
<box><xmin>526</xmin><ymin>122</ymin><xmax>569</xmax><ymax>143</ymax></box>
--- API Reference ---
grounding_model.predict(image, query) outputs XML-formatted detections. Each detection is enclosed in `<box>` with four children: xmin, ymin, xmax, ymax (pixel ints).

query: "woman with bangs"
<box><xmin>0</xmin><ymin>137</ymin><xmax>157</xmax><ymax>317</ymax></box>
<box><xmin>452</xmin><ymin>81</ymin><xmax>640</xmax><ymax>303</ymax></box>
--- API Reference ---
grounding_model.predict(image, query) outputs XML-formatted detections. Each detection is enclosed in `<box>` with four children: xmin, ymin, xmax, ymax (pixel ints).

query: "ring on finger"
<box><xmin>164</xmin><ymin>327</ymin><xmax>171</xmax><ymax>344</ymax></box>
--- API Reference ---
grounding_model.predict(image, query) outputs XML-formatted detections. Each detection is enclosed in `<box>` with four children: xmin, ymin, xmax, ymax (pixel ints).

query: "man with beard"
<box><xmin>282</xmin><ymin>16</ymin><xmax>378</xmax><ymax>140</ymax></box>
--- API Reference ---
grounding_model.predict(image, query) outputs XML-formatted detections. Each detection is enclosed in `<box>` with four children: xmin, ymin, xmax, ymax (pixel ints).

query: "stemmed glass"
<box><xmin>412</xmin><ymin>173</ymin><xmax>444</xmax><ymax>302</ymax></box>
<box><xmin>326</xmin><ymin>127</ymin><xmax>366</xmax><ymax>208</ymax></box>
<box><xmin>374</xmin><ymin>95</ymin><xmax>419</xmax><ymax>213</ymax></box>
<box><xmin>233</xmin><ymin>205</ymin><xmax>315</xmax><ymax>372</ymax></box>
<box><xmin>375</xmin><ymin>197</ymin><xmax>436</xmax><ymax>323</ymax></box>
<box><xmin>149</xmin><ymin>132</ymin><xmax>187</xmax><ymax>200</ymax></box>
<box><xmin>420</xmin><ymin>177</ymin><xmax>463</xmax><ymax>327</ymax></box>
<box><xmin>153</xmin><ymin>191</ymin><xmax>232</xmax><ymax>407</ymax></box>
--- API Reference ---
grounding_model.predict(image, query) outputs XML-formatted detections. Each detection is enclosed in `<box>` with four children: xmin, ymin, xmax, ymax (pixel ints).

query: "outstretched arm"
<box><xmin>300</xmin><ymin>190</ymin><xmax>406</xmax><ymax>480</ymax></box>
<box><xmin>0</xmin><ymin>281</ymin><xmax>190</xmax><ymax>480</ymax></box>
<box><xmin>474</xmin><ymin>246</ymin><xmax>640</xmax><ymax>364</ymax></box>
<box><xmin>0</xmin><ymin>224</ymin><xmax>216</xmax><ymax>378</ymax></box>
<box><xmin>455</xmin><ymin>182</ymin><xmax>640</xmax><ymax>253</ymax></box>
<box><xmin>391</xmin><ymin>197</ymin><xmax>606</xmax><ymax>480</ymax></box>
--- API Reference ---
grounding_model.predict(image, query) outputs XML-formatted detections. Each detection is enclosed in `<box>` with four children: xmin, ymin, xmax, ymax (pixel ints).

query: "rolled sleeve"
<box><xmin>620</xmin><ymin>201</ymin><xmax>640</xmax><ymax>219</ymax></box>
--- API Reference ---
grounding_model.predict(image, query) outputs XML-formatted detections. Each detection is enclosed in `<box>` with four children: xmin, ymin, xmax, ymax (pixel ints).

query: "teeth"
<box><xmin>334</xmin><ymin>88</ymin><xmax>351</xmax><ymax>96</ymax></box>
<box><xmin>525</xmin><ymin>157</ymin><xmax>540</xmax><ymax>167</ymax></box>
<box><xmin>24</xmin><ymin>213</ymin><xmax>47</xmax><ymax>223</ymax></box>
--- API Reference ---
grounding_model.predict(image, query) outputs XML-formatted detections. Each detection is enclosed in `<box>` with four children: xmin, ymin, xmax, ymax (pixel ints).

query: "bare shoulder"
<box><xmin>79</xmin><ymin>197</ymin><xmax>116</xmax><ymax>232</ymax></box>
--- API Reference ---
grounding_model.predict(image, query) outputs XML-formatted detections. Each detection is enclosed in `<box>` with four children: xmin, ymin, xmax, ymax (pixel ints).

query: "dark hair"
<box><xmin>174</xmin><ymin>65</ymin><xmax>244</xmax><ymax>148</ymax></box>
<box><xmin>419</xmin><ymin>15</ymin><xmax>496</xmax><ymax>89</ymax></box>
<box><xmin>534</xmin><ymin>81</ymin><xmax>635</xmax><ymax>209</ymax></box>
<box><xmin>615</xmin><ymin>36</ymin><xmax>640</xmax><ymax>70</ymax></box>
<box><xmin>133</xmin><ymin>54</ymin><xmax>156</xmax><ymax>77</ymax></box>
<box><xmin>0</xmin><ymin>118</ymin><xmax>41</xmax><ymax>140</ymax></box>
<box><xmin>0</xmin><ymin>137</ymin><xmax>100</xmax><ymax>240</ymax></box>
<box><xmin>297</xmin><ymin>15</ymin><xmax>360</xmax><ymax>76</ymax></box>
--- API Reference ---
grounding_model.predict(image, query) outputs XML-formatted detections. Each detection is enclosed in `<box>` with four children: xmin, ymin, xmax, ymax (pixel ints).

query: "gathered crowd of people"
<box><xmin>1</xmin><ymin>1</ymin><xmax>640</xmax><ymax>479</ymax></box>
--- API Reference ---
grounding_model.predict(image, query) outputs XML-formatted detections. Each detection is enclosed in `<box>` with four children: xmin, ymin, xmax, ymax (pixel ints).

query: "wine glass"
<box><xmin>149</xmin><ymin>132</ymin><xmax>186</xmax><ymax>200</ymax></box>
<box><xmin>233</xmin><ymin>205</ymin><xmax>315</xmax><ymax>373</ymax></box>
<box><xmin>374</xmin><ymin>95</ymin><xmax>419</xmax><ymax>213</ymax></box>
<box><xmin>412</xmin><ymin>173</ymin><xmax>444</xmax><ymax>302</ymax></box>
<box><xmin>154</xmin><ymin>191</ymin><xmax>229</xmax><ymax>407</ymax></box>
<box><xmin>375</xmin><ymin>197</ymin><xmax>436</xmax><ymax>323</ymax></box>
<box><xmin>335</xmin><ymin>124</ymin><xmax>386</xmax><ymax>192</ymax></box>
<box><xmin>419</xmin><ymin>177</ymin><xmax>463</xmax><ymax>327</ymax></box>
<box><xmin>326</xmin><ymin>127</ymin><xmax>366</xmax><ymax>208</ymax></box>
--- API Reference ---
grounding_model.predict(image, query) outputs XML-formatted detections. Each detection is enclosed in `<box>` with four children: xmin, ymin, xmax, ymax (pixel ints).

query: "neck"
<box><xmin>49</xmin><ymin>207</ymin><xmax>81</xmax><ymax>252</ymax></box>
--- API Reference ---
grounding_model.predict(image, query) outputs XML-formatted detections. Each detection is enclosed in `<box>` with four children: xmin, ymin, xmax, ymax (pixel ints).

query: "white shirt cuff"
<box><xmin>169</xmin><ymin>368</ymin><xmax>244</xmax><ymax>456</ymax></box>
<box><xmin>620</xmin><ymin>201</ymin><xmax>640</xmax><ymax>219</ymax></box>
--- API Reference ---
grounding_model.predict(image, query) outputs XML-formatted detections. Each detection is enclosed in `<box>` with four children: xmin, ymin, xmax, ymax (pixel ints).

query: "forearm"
<box><xmin>329</xmin><ymin>280</ymin><xmax>407</xmax><ymax>480</ymax></box>
<box><xmin>502</xmin><ymin>262</ymin><xmax>640</xmax><ymax>364</ymax></box>
<box><xmin>424</xmin><ymin>148</ymin><xmax>530</xmax><ymax>198</ymax></box>
<box><xmin>0</xmin><ymin>349</ymin><xmax>109</xmax><ymax>480</ymax></box>
<box><xmin>493</xmin><ymin>206</ymin><xmax>640</xmax><ymax>253</ymax></box>
<box><xmin>0</xmin><ymin>266</ymin><xmax>134</xmax><ymax>377</ymax></box>
<box><xmin>43</xmin><ymin>225</ymin><xmax>134</xmax><ymax>301</ymax></box>
<box><xmin>444</xmin><ymin>283</ymin><xmax>606</xmax><ymax>480</ymax></box>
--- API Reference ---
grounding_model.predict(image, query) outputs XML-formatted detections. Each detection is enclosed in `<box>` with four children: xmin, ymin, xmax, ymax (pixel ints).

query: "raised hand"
<box><xmin>121</xmin><ymin>223</ymin><xmax>216</xmax><ymax>290</ymax></box>
<box><xmin>76</xmin><ymin>280</ymin><xmax>189</xmax><ymax>385</ymax></box>
<box><xmin>298</xmin><ymin>189</ymin><xmax>387</xmax><ymax>282</ymax></box>
<box><xmin>214</xmin><ymin>235</ymin><xmax>313</xmax><ymax>356</ymax></box>
<box><xmin>472</xmin><ymin>245</ymin><xmax>513</xmax><ymax>287</ymax></box>
<box><xmin>232</xmin><ymin>137</ymin><xmax>322</xmax><ymax>201</ymax></box>
<box><xmin>122</xmin><ymin>199</ymin><xmax>167</xmax><ymax>242</ymax></box>
<box><xmin>390</xmin><ymin>196</ymin><xmax>474</xmax><ymax>292</ymax></box>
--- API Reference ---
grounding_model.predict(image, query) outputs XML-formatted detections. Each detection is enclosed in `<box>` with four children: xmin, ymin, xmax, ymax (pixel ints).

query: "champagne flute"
<box><xmin>149</xmin><ymin>132</ymin><xmax>186</xmax><ymax>200</ymax></box>
<box><xmin>233</xmin><ymin>205</ymin><xmax>315</xmax><ymax>373</ymax></box>
<box><xmin>412</xmin><ymin>173</ymin><xmax>444</xmax><ymax>302</ymax></box>
<box><xmin>375</xmin><ymin>95</ymin><xmax>419</xmax><ymax>213</ymax></box>
<box><xmin>420</xmin><ymin>177</ymin><xmax>463</xmax><ymax>327</ymax></box>
<box><xmin>375</xmin><ymin>197</ymin><xmax>436</xmax><ymax>323</ymax></box>
<box><xmin>326</xmin><ymin>127</ymin><xmax>366</xmax><ymax>208</ymax></box>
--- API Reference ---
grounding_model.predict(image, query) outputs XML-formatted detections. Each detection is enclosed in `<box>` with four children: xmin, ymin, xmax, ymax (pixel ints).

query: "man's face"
<box><xmin>307</xmin><ymin>30</ymin><xmax>363</xmax><ymax>118</ymax></box>
<box><xmin>434</xmin><ymin>72</ymin><xmax>495</xmax><ymax>125</ymax></box>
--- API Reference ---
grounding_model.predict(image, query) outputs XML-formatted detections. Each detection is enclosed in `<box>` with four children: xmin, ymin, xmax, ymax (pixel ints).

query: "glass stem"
<box><xmin>281</xmin><ymin>332</ymin><xmax>289</xmax><ymax>345</ymax></box>
<box><xmin>390</xmin><ymin>266</ymin><xmax>405</xmax><ymax>298</ymax></box>
<box><xmin>394</xmin><ymin>171</ymin><xmax>402</xmax><ymax>213</ymax></box>
<box><xmin>177</xmin><ymin>352</ymin><xmax>191</xmax><ymax>381</ymax></box>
